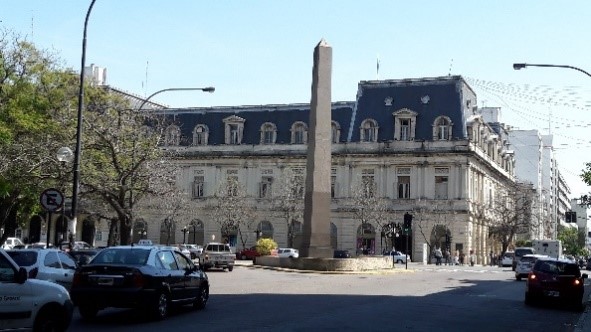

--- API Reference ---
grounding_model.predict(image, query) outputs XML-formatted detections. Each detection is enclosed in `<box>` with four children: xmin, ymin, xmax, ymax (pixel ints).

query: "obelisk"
<box><xmin>300</xmin><ymin>39</ymin><xmax>333</xmax><ymax>258</ymax></box>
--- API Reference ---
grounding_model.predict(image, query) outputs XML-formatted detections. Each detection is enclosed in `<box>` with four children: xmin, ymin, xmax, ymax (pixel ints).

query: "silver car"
<box><xmin>6</xmin><ymin>249</ymin><xmax>78</xmax><ymax>289</ymax></box>
<box><xmin>515</xmin><ymin>254</ymin><xmax>548</xmax><ymax>281</ymax></box>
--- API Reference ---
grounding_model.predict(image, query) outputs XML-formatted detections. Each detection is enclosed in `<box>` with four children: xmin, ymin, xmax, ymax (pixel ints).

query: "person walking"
<box><xmin>434</xmin><ymin>247</ymin><xmax>443</xmax><ymax>266</ymax></box>
<box><xmin>469</xmin><ymin>250</ymin><xmax>476</xmax><ymax>266</ymax></box>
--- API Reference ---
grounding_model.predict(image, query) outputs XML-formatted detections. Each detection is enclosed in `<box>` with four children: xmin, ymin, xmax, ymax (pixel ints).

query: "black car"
<box><xmin>70</xmin><ymin>245</ymin><xmax>209</xmax><ymax>320</ymax></box>
<box><xmin>333</xmin><ymin>250</ymin><xmax>352</xmax><ymax>258</ymax></box>
<box><xmin>525</xmin><ymin>257</ymin><xmax>588</xmax><ymax>310</ymax></box>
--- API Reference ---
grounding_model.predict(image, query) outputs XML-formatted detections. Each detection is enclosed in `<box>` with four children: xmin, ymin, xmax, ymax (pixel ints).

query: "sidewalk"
<box><xmin>575</xmin><ymin>293</ymin><xmax>591</xmax><ymax>332</ymax></box>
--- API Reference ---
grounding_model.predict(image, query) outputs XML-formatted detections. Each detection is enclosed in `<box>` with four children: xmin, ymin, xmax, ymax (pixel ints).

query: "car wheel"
<box><xmin>194</xmin><ymin>284</ymin><xmax>209</xmax><ymax>310</ymax></box>
<box><xmin>228</xmin><ymin>265</ymin><xmax>234</xmax><ymax>272</ymax></box>
<box><xmin>34</xmin><ymin>307</ymin><xmax>65</xmax><ymax>331</ymax></box>
<box><xmin>78</xmin><ymin>305</ymin><xmax>98</xmax><ymax>320</ymax></box>
<box><xmin>152</xmin><ymin>292</ymin><xmax>169</xmax><ymax>320</ymax></box>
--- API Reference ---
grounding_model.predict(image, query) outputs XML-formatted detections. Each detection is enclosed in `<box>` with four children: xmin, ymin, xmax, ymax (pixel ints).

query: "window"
<box><xmin>433</xmin><ymin>116</ymin><xmax>452</xmax><ymax>140</ymax></box>
<box><xmin>435</xmin><ymin>176</ymin><xmax>449</xmax><ymax>199</ymax></box>
<box><xmin>58</xmin><ymin>252</ymin><xmax>77</xmax><ymax>270</ymax></box>
<box><xmin>193</xmin><ymin>176</ymin><xmax>205</xmax><ymax>198</ymax></box>
<box><xmin>0</xmin><ymin>255</ymin><xmax>15</xmax><ymax>282</ymax></box>
<box><xmin>291</xmin><ymin>122</ymin><xmax>308</xmax><ymax>144</ymax></box>
<box><xmin>174</xmin><ymin>252</ymin><xmax>191</xmax><ymax>270</ymax></box>
<box><xmin>157</xmin><ymin>251</ymin><xmax>179</xmax><ymax>270</ymax></box>
<box><xmin>44</xmin><ymin>252</ymin><xmax>61</xmax><ymax>268</ymax></box>
<box><xmin>331</xmin><ymin>121</ymin><xmax>341</xmax><ymax>143</ymax></box>
<box><xmin>193</xmin><ymin>125</ymin><xmax>209</xmax><ymax>145</ymax></box>
<box><xmin>398</xmin><ymin>176</ymin><xmax>410</xmax><ymax>199</ymax></box>
<box><xmin>223</xmin><ymin>115</ymin><xmax>245</xmax><ymax>145</ymax></box>
<box><xmin>393</xmin><ymin>108</ymin><xmax>417</xmax><ymax>141</ymax></box>
<box><xmin>95</xmin><ymin>231</ymin><xmax>102</xmax><ymax>241</ymax></box>
<box><xmin>360</xmin><ymin>119</ymin><xmax>378</xmax><ymax>142</ymax></box>
<box><xmin>164</xmin><ymin>125</ymin><xmax>181</xmax><ymax>146</ymax></box>
<box><xmin>361</xmin><ymin>169</ymin><xmax>376</xmax><ymax>198</ymax></box>
<box><xmin>260</xmin><ymin>122</ymin><xmax>277</xmax><ymax>144</ymax></box>
<box><xmin>227</xmin><ymin>176</ymin><xmax>239</xmax><ymax>197</ymax></box>
<box><xmin>259</xmin><ymin>176</ymin><xmax>273</xmax><ymax>198</ymax></box>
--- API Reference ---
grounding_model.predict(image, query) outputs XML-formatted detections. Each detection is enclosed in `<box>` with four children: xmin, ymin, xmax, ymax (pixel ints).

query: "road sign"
<box><xmin>40</xmin><ymin>188</ymin><xmax>64</xmax><ymax>212</ymax></box>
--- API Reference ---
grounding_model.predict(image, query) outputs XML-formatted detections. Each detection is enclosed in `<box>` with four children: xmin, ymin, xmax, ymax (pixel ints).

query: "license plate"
<box><xmin>545</xmin><ymin>290</ymin><xmax>560</xmax><ymax>297</ymax></box>
<box><xmin>97</xmin><ymin>277</ymin><xmax>114</xmax><ymax>286</ymax></box>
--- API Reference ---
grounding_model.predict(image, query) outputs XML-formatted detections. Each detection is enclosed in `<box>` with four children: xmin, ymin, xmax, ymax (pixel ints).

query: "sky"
<box><xmin>2</xmin><ymin>0</ymin><xmax>591</xmax><ymax>198</ymax></box>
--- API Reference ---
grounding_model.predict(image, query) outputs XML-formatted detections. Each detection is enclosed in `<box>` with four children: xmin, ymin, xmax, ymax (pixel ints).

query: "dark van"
<box><xmin>513</xmin><ymin>247</ymin><xmax>535</xmax><ymax>271</ymax></box>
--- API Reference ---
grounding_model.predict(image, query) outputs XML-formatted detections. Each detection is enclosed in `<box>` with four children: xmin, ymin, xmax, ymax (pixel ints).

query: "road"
<box><xmin>67</xmin><ymin>262</ymin><xmax>589</xmax><ymax>331</ymax></box>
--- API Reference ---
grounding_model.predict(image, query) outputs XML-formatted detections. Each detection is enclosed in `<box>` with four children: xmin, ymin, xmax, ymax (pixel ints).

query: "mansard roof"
<box><xmin>155</xmin><ymin>75</ymin><xmax>476</xmax><ymax>146</ymax></box>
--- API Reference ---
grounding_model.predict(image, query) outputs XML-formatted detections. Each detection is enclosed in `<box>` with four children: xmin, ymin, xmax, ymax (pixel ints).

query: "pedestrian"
<box><xmin>470</xmin><ymin>250</ymin><xmax>476</xmax><ymax>266</ymax></box>
<box><xmin>434</xmin><ymin>247</ymin><xmax>443</xmax><ymax>265</ymax></box>
<box><xmin>445</xmin><ymin>249</ymin><xmax>451</xmax><ymax>265</ymax></box>
<box><xmin>459</xmin><ymin>251</ymin><xmax>465</xmax><ymax>265</ymax></box>
<box><xmin>489</xmin><ymin>250</ymin><xmax>494</xmax><ymax>266</ymax></box>
<box><xmin>453</xmin><ymin>252</ymin><xmax>459</xmax><ymax>265</ymax></box>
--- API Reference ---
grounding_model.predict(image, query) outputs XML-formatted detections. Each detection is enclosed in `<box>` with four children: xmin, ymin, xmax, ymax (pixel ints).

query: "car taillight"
<box><xmin>574</xmin><ymin>279</ymin><xmax>582</xmax><ymax>286</ymax></box>
<box><xmin>28</xmin><ymin>267</ymin><xmax>38</xmax><ymax>279</ymax></box>
<box><xmin>131</xmin><ymin>271</ymin><xmax>146</xmax><ymax>288</ymax></box>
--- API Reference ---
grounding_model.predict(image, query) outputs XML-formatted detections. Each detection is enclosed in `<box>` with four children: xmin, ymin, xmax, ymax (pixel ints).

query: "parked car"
<box><xmin>68</xmin><ymin>248</ymin><xmax>102</xmax><ymax>266</ymax></box>
<box><xmin>384</xmin><ymin>250</ymin><xmax>411</xmax><ymax>263</ymax></box>
<box><xmin>70</xmin><ymin>245</ymin><xmax>209</xmax><ymax>320</ymax></box>
<box><xmin>179</xmin><ymin>244</ymin><xmax>203</xmax><ymax>260</ymax></box>
<box><xmin>58</xmin><ymin>241</ymin><xmax>93</xmax><ymax>251</ymax></box>
<box><xmin>200</xmin><ymin>242</ymin><xmax>235</xmax><ymax>271</ymax></box>
<box><xmin>525</xmin><ymin>257</ymin><xmax>588</xmax><ymax>310</ymax></box>
<box><xmin>333</xmin><ymin>250</ymin><xmax>352</xmax><ymax>258</ymax></box>
<box><xmin>500</xmin><ymin>251</ymin><xmax>514</xmax><ymax>267</ymax></box>
<box><xmin>1</xmin><ymin>237</ymin><xmax>24</xmax><ymax>249</ymax></box>
<box><xmin>6</xmin><ymin>248</ymin><xmax>78</xmax><ymax>289</ymax></box>
<box><xmin>277</xmin><ymin>248</ymin><xmax>299</xmax><ymax>258</ymax></box>
<box><xmin>26</xmin><ymin>242</ymin><xmax>53</xmax><ymax>249</ymax></box>
<box><xmin>515</xmin><ymin>254</ymin><xmax>548</xmax><ymax>281</ymax></box>
<box><xmin>236</xmin><ymin>246</ymin><xmax>261</xmax><ymax>260</ymax></box>
<box><xmin>0</xmin><ymin>249</ymin><xmax>74</xmax><ymax>331</ymax></box>
<box><xmin>586</xmin><ymin>258</ymin><xmax>591</xmax><ymax>271</ymax></box>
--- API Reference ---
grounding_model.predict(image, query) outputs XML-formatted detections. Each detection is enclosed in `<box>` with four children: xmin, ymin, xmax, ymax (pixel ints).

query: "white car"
<box><xmin>6</xmin><ymin>249</ymin><xmax>78</xmax><ymax>290</ymax></box>
<box><xmin>500</xmin><ymin>252</ymin><xmax>514</xmax><ymax>267</ymax></box>
<box><xmin>385</xmin><ymin>250</ymin><xmax>411</xmax><ymax>264</ymax></box>
<box><xmin>0</xmin><ymin>249</ymin><xmax>73</xmax><ymax>331</ymax></box>
<box><xmin>1</xmin><ymin>237</ymin><xmax>24</xmax><ymax>249</ymax></box>
<box><xmin>515</xmin><ymin>254</ymin><xmax>548</xmax><ymax>281</ymax></box>
<box><xmin>278</xmin><ymin>248</ymin><xmax>299</xmax><ymax>258</ymax></box>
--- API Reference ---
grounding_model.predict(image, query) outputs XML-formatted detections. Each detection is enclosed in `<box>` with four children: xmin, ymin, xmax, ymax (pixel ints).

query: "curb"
<box><xmin>245</xmin><ymin>264</ymin><xmax>416</xmax><ymax>275</ymax></box>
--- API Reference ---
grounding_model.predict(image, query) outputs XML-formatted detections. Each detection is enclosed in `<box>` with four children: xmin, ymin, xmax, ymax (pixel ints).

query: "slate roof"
<box><xmin>155</xmin><ymin>75</ymin><xmax>474</xmax><ymax>146</ymax></box>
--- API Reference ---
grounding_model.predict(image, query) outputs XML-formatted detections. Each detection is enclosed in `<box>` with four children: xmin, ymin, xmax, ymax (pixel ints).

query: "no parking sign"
<box><xmin>40</xmin><ymin>188</ymin><xmax>64</xmax><ymax>212</ymax></box>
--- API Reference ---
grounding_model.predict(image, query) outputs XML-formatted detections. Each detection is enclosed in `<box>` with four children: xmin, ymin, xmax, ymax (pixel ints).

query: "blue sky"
<box><xmin>2</xmin><ymin>0</ymin><xmax>591</xmax><ymax>197</ymax></box>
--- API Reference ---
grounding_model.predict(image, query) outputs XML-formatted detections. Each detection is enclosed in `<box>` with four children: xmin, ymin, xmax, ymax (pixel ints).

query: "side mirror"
<box><xmin>16</xmin><ymin>267</ymin><xmax>28</xmax><ymax>284</ymax></box>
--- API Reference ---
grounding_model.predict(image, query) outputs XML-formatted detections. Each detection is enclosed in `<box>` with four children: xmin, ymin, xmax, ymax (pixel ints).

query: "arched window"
<box><xmin>164</xmin><ymin>125</ymin><xmax>181</xmax><ymax>146</ymax></box>
<box><xmin>331</xmin><ymin>121</ymin><xmax>341</xmax><ymax>143</ymax></box>
<box><xmin>260</xmin><ymin>122</ymin><xmax>277</xmax><ymax>144</ymax></box>
<box><xmin>360</xmin><ymin>119</ymin><xmax>378</xmax><ymax>142</ymax></box>
<box><xmin>257</xmin><ymin>220</ymin><xmax>274</xmax><ymax>239</ymax></box>
<box><xmin>159</xmin><ymin>218</ymin><xmax>176</xmax><ymax>245</ymax></box>
<box><xmin>193</xmin><ymin>124</ymin><xmax>209</xmax><ymax>145</ymax></box>
<box><xmin>291</xmin><ymin>122</ymin><xmax>308</xmax><ymax>144</ymax></box>
<box><xmin>132</xmin><ymin>220</ymin><xmax>148</xmax><ymax>243</ymax></box>
<box><xmin>432</xmin><ymin>116</ymin><xmax>453</xmax><ymax>140</ymax></box>
<box><xmin>223</xmin><ymin>115</ymin><xmax>245</xmax><ymax>145</ymax></box>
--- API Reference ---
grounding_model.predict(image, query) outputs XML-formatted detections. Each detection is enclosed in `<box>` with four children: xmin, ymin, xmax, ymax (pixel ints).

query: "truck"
<box><xmin>199</xmin><ymin>242</ymin><xmax>235</xmax><ymax>272</ymax></box>
<box><xmin>532</xmin><ymin>239</ymin><xmax>562</xmax><ymax>259</ymax></box>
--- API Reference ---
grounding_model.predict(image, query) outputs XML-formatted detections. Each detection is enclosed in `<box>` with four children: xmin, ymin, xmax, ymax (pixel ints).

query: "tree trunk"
<box><xmin>120</xmin><ymin>219</ymin><xmax>132</xmax><ymax>245</ymax></box>
<box><xmin>107</xmin><ymin>218</ymin><xmax>119</xmax><ymax>246</ymax></box>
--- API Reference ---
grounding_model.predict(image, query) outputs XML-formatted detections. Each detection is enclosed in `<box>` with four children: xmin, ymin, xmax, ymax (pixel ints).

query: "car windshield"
<box><xmin>515</xmin><ymin>248</ymin><xmax>534</xmax><ymax>257</ymax></box>
<box><xmin>537</xmin><ymin>261</ymin><xmax>581</xmax><ymax>276</ymax></box>
<box><xmin>92</xmin><ymin>248</ymin><xmax>150</xmax><ymax>265</ymax></box>
<box><xmin>520</xmin><ymin>256</ymin><xmax>538</xmax><ymax>263</ymax></box>
<box><xmin>6</xmin><ymin>251</ymin><xmax>38</xmax><ymax>266</ymax></box>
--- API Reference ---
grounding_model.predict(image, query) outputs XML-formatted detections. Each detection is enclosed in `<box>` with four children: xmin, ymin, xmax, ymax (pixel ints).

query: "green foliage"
<box><xmin>515</xmin><ymin>240</ymin><xmax>532</xmax><ymax>247</ymax></box>
<box><xmin>256</xmin><ymin>238</ymin><xmax>278</xmax><ymax>255</ymax></box>
<box><xmin>558</xmin><ymin>226</ymin><xmax>585</xmax><ymax>256</ymax></box>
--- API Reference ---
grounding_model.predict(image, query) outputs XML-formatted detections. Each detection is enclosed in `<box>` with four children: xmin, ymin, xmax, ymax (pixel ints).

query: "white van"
<box><xmin>0</xmin><ymin>249</ymin><xmax>73</xmax><ymax>330</ymax></box>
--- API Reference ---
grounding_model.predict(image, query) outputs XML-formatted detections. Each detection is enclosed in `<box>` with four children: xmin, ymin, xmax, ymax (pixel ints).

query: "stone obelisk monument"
<box><xmin>300</xmin><ymin>39</ymin><xmax>333</xmax><ymax>258</ymax></box>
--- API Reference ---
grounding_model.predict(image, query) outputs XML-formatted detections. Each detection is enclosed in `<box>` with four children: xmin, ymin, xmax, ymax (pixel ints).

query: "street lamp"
<box><xmin>57</xmin><ymin>147</ymin><xmax>74</xmax><ymax>248</ymax></box>
<box><xmin>513</xmin><ymin>63</ymin><xmax>591</xmax><ymax>78</ymax></box>
<box><xmin>181</xmin><ymin>226</ymin><xmax>190</xmax><ymax>244</ymax></box>
<box><xmin>137</xmin><ymin>87</ymin><xmax>215</xmax><ymax>111</ymax></box>
<box><xmin>71</xmin><ymin>0</ymin><xmax>97</xmax><ymax>243</ymax></box>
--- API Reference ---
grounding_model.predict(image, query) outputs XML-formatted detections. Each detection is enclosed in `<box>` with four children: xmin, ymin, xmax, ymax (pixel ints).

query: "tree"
<box><xmin>209</xmin><ymin>176</ymin><xmax>256</xmax><ymax>246</ymax></box>
<box><xmin>79</xmin><ymin>87</ymin><xmax>169</xmax><ymax>245</ymax></box>
<box><xmin>481</xmin><ymin>182</ymin><xmax>540</xmax><ymax>255</ymax></box>
<box><xmin>349</xmin><ymin>178</ymin><xmax>389</xmax><ymax>232</ymax></box>
<box><xmin>0</xmin><ymin>29</ymin><xmax>78</xmax><ymax>245</ymax></box>
<box><xmin>272</xmin><ymin>167</ymin><xmax>304</xmax><ymax>247</ymax></box>
<box><xmin>558</xmin><ymin>226</ymin><xmax>585</xmax><ymax>256</ymax></box>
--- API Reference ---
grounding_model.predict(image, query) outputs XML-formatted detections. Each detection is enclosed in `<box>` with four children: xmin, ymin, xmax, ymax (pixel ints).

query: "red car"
<box><xmin>236</xmin><ymin>246</ymin><xmax>260</xmax><ymax>260</ymax></box>
<box><xmin>525</xmin><ymin>257</ymin><xmax>588</xmax><ymax>310</ymax></box>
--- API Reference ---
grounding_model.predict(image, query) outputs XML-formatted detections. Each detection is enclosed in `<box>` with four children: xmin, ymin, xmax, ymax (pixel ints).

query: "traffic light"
<box><xmin>403</xmin><ymin>212</ymin><xmax>413</xmax><ymax>234</ymax></box>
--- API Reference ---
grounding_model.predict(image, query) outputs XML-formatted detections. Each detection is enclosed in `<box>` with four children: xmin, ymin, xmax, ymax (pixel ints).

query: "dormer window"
<box><xmin>260</xmin><ymin>122</ymin><xmax>277</xmax><ymax>144</ymax></box>
<box><xmin>223</xmin><ymin>115</ymin><xmax>245</xmax><ymax>145</ymax></box>
<box><xmin>291</xmin><ymin>121</ymin><xmax>308</xmax><ymax>144</ymax></box>
<box><xmin>331</xmin><ymin>121</ymin><xmax>341</xmax><ymax>143</ymax></box>
<box><xmin>432</xmin><ymin>116</ymin><xmax>453</xmax><ymax>141</ymax></box>
<box><xmin>393</xmin><ymin>108</ymin><xmax>417</xmax><ymax>141</ymax></box>
<box><xmin>164</xmin><ymin>125</ymin><xmax>181</xmax><ymax>146</ymax></box>
<box><xmin>360</xmin><ymin>119</ymin><xmax>378</xmax><ymax>142</ymax></box>
<box><xmin>193</xmin><ymin>124</ymin><xmax>209</xmax><ymax>145</ymax></box>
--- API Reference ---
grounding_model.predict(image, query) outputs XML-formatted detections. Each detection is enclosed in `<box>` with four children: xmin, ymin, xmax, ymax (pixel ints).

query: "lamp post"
<box><xmin>71</xmin><ymin>0</ymin><xmax>97</xmax><ymax>243</ymax></box>
<box><xmin>57</xmin><ymin>147</ymin><xmax>74</xmax><ymax>248</ymax></box>
<box><xmin>137</xmin><ymin>87</ymin><xmax>215</xmax><ymax>111</ymax></box>
<box><xmin>513</xmin><ymin>63</ymin><xmax>591</xmax><ymax>78</ymax></box>
<box><xmin>182</xmin><ymin>226</ymin><xmax>189</xmax><ymax>244</ymax></box>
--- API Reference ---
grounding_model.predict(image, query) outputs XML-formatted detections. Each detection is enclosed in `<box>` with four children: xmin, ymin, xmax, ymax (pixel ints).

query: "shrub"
<box><xmin>256</xmin><ymin>238</ymin><xmax>278</xmax><ymax>255</ymax></box>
